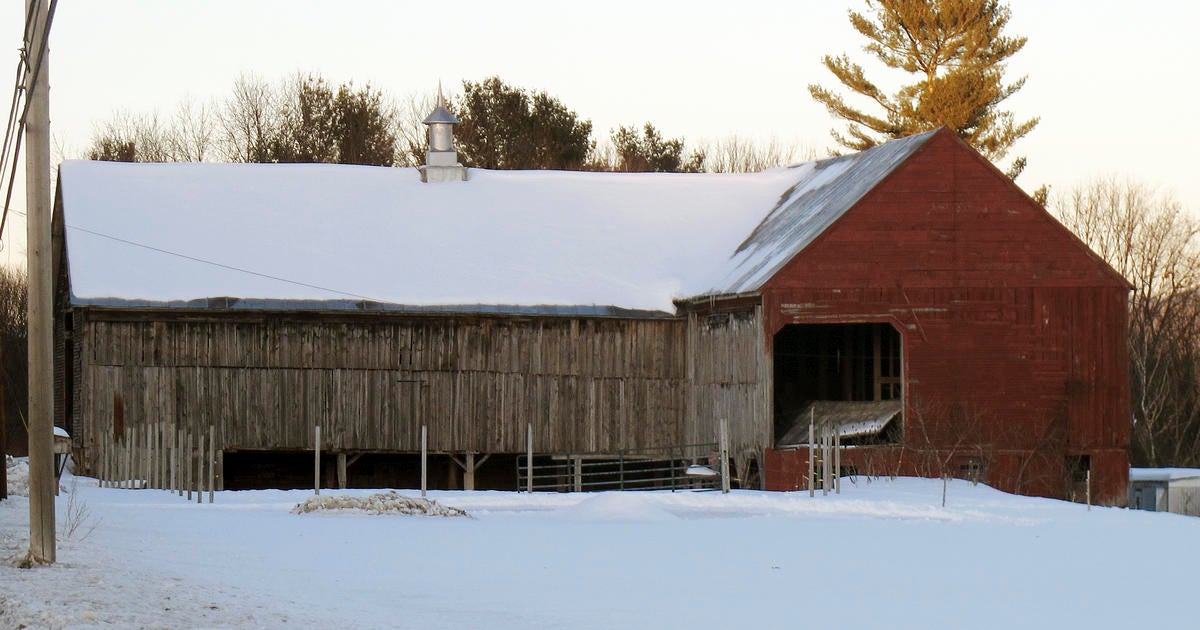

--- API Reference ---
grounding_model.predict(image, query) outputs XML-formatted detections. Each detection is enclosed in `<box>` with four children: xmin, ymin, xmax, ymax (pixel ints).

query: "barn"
<box><xmin>51</xmin><ymin>115</ymin><xmax>1131</xmax><ymax>502</ymax></box>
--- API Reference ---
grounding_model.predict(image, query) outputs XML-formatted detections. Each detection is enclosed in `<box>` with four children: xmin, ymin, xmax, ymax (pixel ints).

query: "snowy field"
<box><xmin>2</xmin><ymin>458</ymin><xmax>1197</xmax><ymax>629</ymax></box>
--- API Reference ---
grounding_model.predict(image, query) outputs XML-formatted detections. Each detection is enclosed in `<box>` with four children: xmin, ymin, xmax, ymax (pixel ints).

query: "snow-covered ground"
<box><xmin>2</xmin><ymin>459</ymin><xmax>1197</xmax><ymax>629</ymax></box>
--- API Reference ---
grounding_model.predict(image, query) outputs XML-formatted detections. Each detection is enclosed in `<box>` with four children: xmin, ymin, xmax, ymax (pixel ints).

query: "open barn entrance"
<box><xmin>773</xmin><ymin>322</ymin><xmax>903</xmax><ymax>446</ymax></box>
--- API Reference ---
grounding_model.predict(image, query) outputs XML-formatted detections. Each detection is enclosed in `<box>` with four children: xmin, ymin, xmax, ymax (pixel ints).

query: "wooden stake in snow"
<box><xmin>186</xmin><ymin>430</ymin><xmax>193</xmax><ymax>501</ymax></box>
<box><xmin>719</xmin><ymin>418</ymin><xmax>731</xmax><ymax>494</ymax></box>
<box><xmin>314</xmin><ymin>425</ymin><xmax>321</xmax><ymax>496</ymax></box>
<box><xmin>208</xmin><ymin>425</ymin><xmax>215</xmax><ymax>503</ymax></box>
<box><xmin>808</xmin><ymin>411</ymin><xmax>815</xmax><ymax>497</ymax></box>
<box><xmin>420</xmin><ymin>424</ymin><xmax>428</xmax><ymax>498</ymax></box>
<box><xmin>834</xmin><ymin>428</ymin><xmax>841</xmax><ymax>494</ymax></box>
<box><xmin>526</xmin><ymin>423</ymin><xmax>533</xmax><ymax>493</ymax></box>
<box><xmin>1086</xmin><ymin>468</ymin><xmax>1092</xmax><ymax>512</ymax></box>
<box><xmin>197</xmin><ymin>432</ymin><xmax>205</xmax><ymax>504</ymax></box>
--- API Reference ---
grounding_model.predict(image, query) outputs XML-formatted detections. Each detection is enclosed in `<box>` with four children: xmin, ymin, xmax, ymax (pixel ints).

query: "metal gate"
<box><xmin>516</xmin><ymin>443</ymin><xmax>723</xmax><ymax>492</ymax></box>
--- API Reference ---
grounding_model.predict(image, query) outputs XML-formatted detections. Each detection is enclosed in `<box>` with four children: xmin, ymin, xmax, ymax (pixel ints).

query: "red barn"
<box><xmin>54</xmin><ymin>126</ymin><xmax>1129</xmax><ymax>502</ymax></box>
<box><xmin>681</xmin><ymin>128</ymin><xmax>1130</xmax><ymax>503</ymax></box>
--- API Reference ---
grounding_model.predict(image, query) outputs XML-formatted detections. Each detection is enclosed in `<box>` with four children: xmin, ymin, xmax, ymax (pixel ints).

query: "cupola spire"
<box><xmin>420</xmin><ymin>82</ymin><xmax>466</xmax><ymax>183</ymax></box>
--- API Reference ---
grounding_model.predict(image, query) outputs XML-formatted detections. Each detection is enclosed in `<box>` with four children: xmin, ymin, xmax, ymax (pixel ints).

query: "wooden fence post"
<box><xmin>808</xmin><ymin>410</ymin><xmax>815</xmax><ymax>497</ymax></box>
<box><xmin>197</xmin><ymin>432</ymin><xmax>205</xmax><ymax>504</ymax></box>
<box><xmin>835</xmin><ymin>428</ymin><xmax>841</xmax><ymax>494</ymax></box>
<box><xmin>186</xmin><ymin>429</ymin><xmax>193</xmax><ymax>501</ymax></box>
<box><xmin>175</xmin><ymin>428</ymin><xmax>183</xmax><ymax>497</ymax></box>
<box><xmin>1086</xmin><ymin>468</ymin><xmax>1092</xmax><ymax>511</ymax></box>
<box><xmin>420</xmin><ymin>425</ymin><xmax>428</xmax><ymax>498</ymax></box>
<box><xmin>208</xmin><ymin>425</ymin><xmax>215</xmax><ymax>504</ymax></box>
<box><xmin>719</xmin><ymin>418</ymin><xmax>730</xmax><ymax>494</ymax></box>
<box><xmin>526</xmin><ymin>423</ymin><xmax>533</xmax><ymax>493</ymax></box>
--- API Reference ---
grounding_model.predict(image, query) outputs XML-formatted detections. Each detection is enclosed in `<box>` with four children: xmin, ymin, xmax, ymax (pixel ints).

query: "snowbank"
<box><xmin>5</xmin><ymin>455</ymin><xmax>29</xmax><ymax>497</ymax></box>
<box><xmin>3</xmin><ymin>476</ymin><xmax>1199</xmax><ymax>629</ymax></box>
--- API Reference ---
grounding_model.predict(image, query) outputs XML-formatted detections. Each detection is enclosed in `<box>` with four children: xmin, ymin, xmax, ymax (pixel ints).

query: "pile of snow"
<box><xmin>291</xmin><ymin>490</ymin><xmax>469</xmax><ymax>517</ymax></box>
<box><xmin>5</xmin><ymin>455</ymin><xmax>29</xmax><ymax>497</ymax></box>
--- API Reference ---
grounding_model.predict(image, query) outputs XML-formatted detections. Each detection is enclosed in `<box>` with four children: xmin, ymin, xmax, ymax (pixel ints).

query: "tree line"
<box><xmin>86</xmin><ymin>74</ymin><xmax>812</xmax><ymax>174</ymax></box>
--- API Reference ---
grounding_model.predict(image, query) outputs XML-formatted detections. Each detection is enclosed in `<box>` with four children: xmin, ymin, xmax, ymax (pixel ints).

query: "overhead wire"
<box><xmin>6</xmin><ymin>207</ymin><xmax>380</xmax><ymax>301</ymax></box>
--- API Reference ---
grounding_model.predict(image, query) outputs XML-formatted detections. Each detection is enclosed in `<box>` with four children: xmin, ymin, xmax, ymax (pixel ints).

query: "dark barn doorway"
<box><xmin>773</xmin><ymin>322</ymin><xmax>902</xmax><ymax>443</ymax></box>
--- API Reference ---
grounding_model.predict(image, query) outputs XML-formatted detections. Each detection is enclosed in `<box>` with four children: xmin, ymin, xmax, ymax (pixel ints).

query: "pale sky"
<box><xmin>2</xmin><ymin>0</ymin><xmax>1197</xmax><ymax>268</ymax></box>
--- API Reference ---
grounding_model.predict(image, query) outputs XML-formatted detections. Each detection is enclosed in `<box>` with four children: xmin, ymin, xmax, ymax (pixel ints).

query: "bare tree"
<box><xmin>86</xmin><ymin>110</ymin><xmax>174</xmax><ymax>162</ymax></box>
<box><xmin>694</xmin><ymin>136</ymin><xmax>818</xmax><ymax>173</ymax></box>
<box><xmin>393</xmin><ymin>92</ymin><xmax>434</xmax><ymax>168</ymax></box>
<box><xmin>168</xmin><ymin>99</ymin><xmax>217</xmax><ymax>162</ymax></box>
<box><xmin>1052</xmin><ymin>178</ymin><xmax>1200</xmax><ymax>467</ymax></box>
<box><xmin>218</xmin><ymin>74</ymin><xmax>278</xmax><ymax>163</ymax></box>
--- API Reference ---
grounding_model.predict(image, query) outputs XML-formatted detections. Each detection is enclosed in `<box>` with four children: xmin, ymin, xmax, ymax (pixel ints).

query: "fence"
<box><xmin>93</xmin><ymin>422</ymin><xmax>218</xmax><ymax>503</ymax></box>
<box><xmin>516</xmin><ymin>443</ymin><xmax>724</xmax><ymax>492</ymax></box>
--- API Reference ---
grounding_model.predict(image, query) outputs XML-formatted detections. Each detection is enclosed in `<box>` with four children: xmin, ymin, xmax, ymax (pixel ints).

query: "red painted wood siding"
<box><xmin>760</xmin><ymin>130</ymin><xmax>1130</xmax><ymax>503</ymax></box>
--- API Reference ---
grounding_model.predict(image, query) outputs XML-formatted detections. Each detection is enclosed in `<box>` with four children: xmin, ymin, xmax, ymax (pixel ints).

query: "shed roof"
<box><xmin>1129</xmin><ymin>468</ymin><xmax>1200</xmax><ymax>483</ymax></box>
<box><xmin>57</xmin><ymin>131</ymin><xmax>936</xmax><ymax>314</ymax></box>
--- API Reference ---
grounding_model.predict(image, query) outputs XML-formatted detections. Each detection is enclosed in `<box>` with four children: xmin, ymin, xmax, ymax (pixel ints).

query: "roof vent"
<box><xmin>419</xmin><ymin>85</ymin><xmax>467</xmax><ymax>183</ymax></box>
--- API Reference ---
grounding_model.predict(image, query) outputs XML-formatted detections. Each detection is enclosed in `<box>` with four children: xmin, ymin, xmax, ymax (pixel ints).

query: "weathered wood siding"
<box><xmin>760</xmin><ymin>130</ymin><xmax>1131</xmax><ymax>503</ymax></box>
<box><xmin>70</xmin><ymin>311</ymin><xmax>688</xmax><ymax>465</ymax></box>
<box><xmin>685</xmin><ymin>305</ymin><xmax>771</xmax><ymax>474</ymax></box>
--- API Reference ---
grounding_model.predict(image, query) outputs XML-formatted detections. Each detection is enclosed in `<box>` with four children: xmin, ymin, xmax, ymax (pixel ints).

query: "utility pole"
<box><xmin>25</xmin><ymin>0</ymin><xmax>55</xmax><ymax>564</ymax></box>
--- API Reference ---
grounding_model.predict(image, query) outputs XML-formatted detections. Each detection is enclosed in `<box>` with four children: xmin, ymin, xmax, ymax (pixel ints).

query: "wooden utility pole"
<box><xmin>25</xmin><ymin>0</ymin><xmax>55</xmax><ymax>564</ymax></box>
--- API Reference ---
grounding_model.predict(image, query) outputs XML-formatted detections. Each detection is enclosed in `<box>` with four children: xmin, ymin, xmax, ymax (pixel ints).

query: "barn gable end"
<box><xmin>756</xmin><ymin>128</ymin><xmax>1130</xmax><ymax>503</ymax></box>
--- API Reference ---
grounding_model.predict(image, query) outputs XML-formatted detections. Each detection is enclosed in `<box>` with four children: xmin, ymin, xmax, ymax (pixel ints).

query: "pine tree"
<box><xmin>809</xmin><ymin>0</ymin><xmax>1037</xmax><ymax>176</ymax></box>
<box><xmin>609</xmin><ymin>124</ymin><xmax>703</xmax><ymax>173</ymax></box>
<box><xmin>453</xmin><ymin>77</ymin><xmax>593</xmax><ymax>170</ymax></box>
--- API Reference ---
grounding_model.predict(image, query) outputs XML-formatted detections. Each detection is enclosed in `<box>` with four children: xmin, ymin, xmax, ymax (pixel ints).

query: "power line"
<box><xmin>7</xmin><ymin>207</ymin><xmax>380</xmax><ymax>301</ymax></box>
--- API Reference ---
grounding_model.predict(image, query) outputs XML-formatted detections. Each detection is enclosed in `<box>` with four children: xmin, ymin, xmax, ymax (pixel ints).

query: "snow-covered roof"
<box><xmin>1129</xmin><ymin>468</ymin><xmax>1200</xmax><ymax>483</ymax></box>
<box><xmin>58</xmin><ymin>132</ymin><xmax>935</xmax><ymax>314</ymax></box>
<box><xmin>775</xmin><ymin>399</ymin><xmax>903</xmax><ymax>447</ymax></box>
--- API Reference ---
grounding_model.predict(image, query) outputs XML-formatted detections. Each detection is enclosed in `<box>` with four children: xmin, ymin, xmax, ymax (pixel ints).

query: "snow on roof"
<box><xmin>1129</xmin><ymin>468</ymin><xmax>1200</xmax><ymax>482</ymax></box>
<box><xmin>58</xmin><ymin>133</ymin><xmax>933</xmax><ymax>314</ymax></box>
<box><xmin>713</xmin><ymin>130</ymin><xmax>936</xmax><ymax>294</ymax></box>
<box><xmin>775</xmin><ymin>399</ymin><xmax>903</xmax><ymax>447</ymax></box>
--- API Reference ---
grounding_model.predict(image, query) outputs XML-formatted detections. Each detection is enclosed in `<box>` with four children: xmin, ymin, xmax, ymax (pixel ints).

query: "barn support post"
<box><xmin>808</xmin><ymin>411</ymin><xmax>815</xmax><ymax>497</ymax></box>
<box><xmin>207</xmin><ymin>425</ymin><xmax>215</xmax><ymax>504</ymax></box>
<box><xmin>526</xmin><ymin>423</ymin><xmax>533</xmax><ymax>493</ymax></box>
<box><xmin>337</xmin><ymin>453</ymin><xmax>347</xmax><ymax>490</ymax></box>
<box><xmin>574</xmin><ymin>456</ymin><xmax>582</xmax><ymax>493</ymax></box>
<box><xmin>719</xmin><ymin>418</ymin><xmax>730</xmax><ymax>494</ymax></box>
<box><xmin>465</xmin><ymin>452</ymin><xmax>475</xmax><ymax>491</ymax></box>
<box><xmin>420</xmin><ymin>425</ymin><xmax>428</xmax><ymax>498</ymax></box>
<box><xmin>313</xmin><ymin>424</ymin><xmax>321</xmax><ymax>496</ymax></box>
<box><xmin>450</xmin><ymin>452</ymin><xmax>489</xmax><ymax>491</ymax></box>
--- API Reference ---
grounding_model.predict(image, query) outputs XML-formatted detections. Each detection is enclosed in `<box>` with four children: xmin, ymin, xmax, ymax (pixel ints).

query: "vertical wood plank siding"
<box><xmin>72</xmin><ymin>313</ymin><xmax>687</xmax><ymax>461</ymax></box>
<box><xmin>685</xmin><ymin>306</ymin><xmax>770</xmax><ymax>465</ymax></box>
